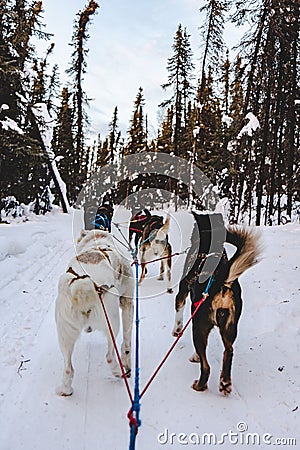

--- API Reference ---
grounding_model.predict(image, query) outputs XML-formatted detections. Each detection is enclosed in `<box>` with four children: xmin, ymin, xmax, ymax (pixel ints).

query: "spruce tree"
<box><xmin>108</xmin><ymin>106</ymin><xmax>121</xmax><ymax>163</ymax></box>
<box><xmin>231</xmin><ymin>0</ymin><xmax>299</xmax><ymax>225</ymax></box>
<box><xmin>160</xmin><ymin>24</ymin><xmax>195</xmax><ymax>159</ymax></box>
<box><xmin>198</xmin><ymin>0</ymin><xmax>228</xmax><ymax>103</ymax></box>
<box><xmin>157</xmin><ymin>106</ymin><xmax>174</xmax><ymax>153</ymax></box>
<box><xmin>125</xmin><ymin>87</ymin><xmax>146</xmax><ymax>155</ymax></box>
<box><xmin>0</xmin><ymin>0</ymin><xmax>53</xmax><ymax>207</ymax></box>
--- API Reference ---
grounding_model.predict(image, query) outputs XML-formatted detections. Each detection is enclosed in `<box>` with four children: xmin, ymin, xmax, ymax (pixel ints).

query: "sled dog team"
<box><xmin>55</xmin><ymin>202</ymin><xmax>262</xmax><ymax>397</ymax></box>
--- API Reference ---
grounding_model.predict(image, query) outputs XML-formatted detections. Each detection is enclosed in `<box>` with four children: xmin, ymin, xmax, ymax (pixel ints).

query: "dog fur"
<box><xmin>55</xmin><ymin>229</ymin><xmax>134</xmax><ymax>396</ymax></box>
<box><xmin>172</xmin><ymin>213</ymin><xmax>262</xmax><ymax>395</ymax></box>
<box><xmin>138</xmin><ymin>214</ymin><xmax>173</xmax><ymax>293</ymax></box>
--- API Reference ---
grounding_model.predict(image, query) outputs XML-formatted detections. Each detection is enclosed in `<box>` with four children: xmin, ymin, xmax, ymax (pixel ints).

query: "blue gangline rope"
<box><xmin>133</xmin><ymin>231</ymin><xmax>154</xmax><ymax>253</ymax></box>
<box><xmin>204</xmin><ymin>274</ymin><xmax>214</xmax><ymax>294</ymax></box>
<box><xmin>129</xmin><ymin>252</ymin><xmax>142</xmax><ymax>450</ymax></box>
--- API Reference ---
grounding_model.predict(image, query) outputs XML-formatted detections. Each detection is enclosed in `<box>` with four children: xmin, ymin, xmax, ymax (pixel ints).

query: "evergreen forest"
<box><xmin>0</xmin><ymin>0</ymin><xmax>299</xmax><ymax>225</ymax></box>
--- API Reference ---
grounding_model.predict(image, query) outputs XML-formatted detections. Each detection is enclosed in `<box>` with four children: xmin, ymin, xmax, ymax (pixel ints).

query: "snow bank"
<box><xmin>0</xmin><ymin>236</ymin><xmax>26</xmax><ymax>261</ymax></box>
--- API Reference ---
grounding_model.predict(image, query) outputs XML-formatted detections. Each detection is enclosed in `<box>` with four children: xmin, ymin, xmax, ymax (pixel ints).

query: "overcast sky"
<box><xmin>39</xmin><ymin>0</ymin><xmax>242</xmax><ymax>141</ymax></box>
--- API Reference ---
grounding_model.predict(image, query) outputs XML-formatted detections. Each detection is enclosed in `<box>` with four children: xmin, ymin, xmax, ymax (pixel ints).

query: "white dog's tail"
<box><xmin>225</xmin><ymin>227</ymin><xmax>263</xmax><ymax>286</ymax></box>
<box><xmin>69</xmin><ymin>277</ymin><xmax>98</xmax><ymax>309</ymax></box>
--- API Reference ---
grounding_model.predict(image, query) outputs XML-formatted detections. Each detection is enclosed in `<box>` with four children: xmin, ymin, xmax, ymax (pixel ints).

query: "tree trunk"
<box><xmin>28</xmin><ymin>107</ymin><xmax>69</xmax><ymax>213</ymax></box>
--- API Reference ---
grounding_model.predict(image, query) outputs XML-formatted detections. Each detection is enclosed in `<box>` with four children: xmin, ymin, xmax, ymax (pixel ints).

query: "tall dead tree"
<box><xmin>67</xmin><ymin>0</ymin><xmax>99</xmax><ymax>202</ymax></box>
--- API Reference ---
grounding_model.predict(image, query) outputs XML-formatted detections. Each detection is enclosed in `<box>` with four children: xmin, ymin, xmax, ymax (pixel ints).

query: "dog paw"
<box><xmin>219</xmin><ymin>379</ymin><xmax>232</xmax><ymax>396</ymax></box>
<box><xmin>157</xmin><ymin>276</ymin><xmax>164</xmax><ymax>281</ymax></box>
<box><xmin>167</xmin><ymin>288</ymin><xmax>173</xmax><ymax>294</ymax></box>
<box><xmin>121</xmin><ymin>357</ymin><xmax>131</xmax><ymax>372</ymax></box>
<box><xmin>56</xmin><ymin>385</ymin><xmax>73</xmax><ymax>396</ymax></box>
<box><xmin>191</xmin><ymin>380</ymin><xmax>207</xmax><ymax>392</ymax></box>
<box><xmin>123</xmin><ymin>368</ymin><xmax>131</xmax><ymax>378</ymax></box>
<box><xmin>106</xmin><ymin>353</ymin><xmax>113</xmax><ymax>364</ymax></box>
<box><xmin>172</xmin><ymin>323</ymin><xmax>183</xmax><ymax>337</ymax></box>
<box><xmin>189</xmin><ymin>352</ymin><xmax>200</xmax><ymax>363</ymax></box>
<box><xmin>112</xmin><ymin>368</ymin><xmax>122</xmax><ymax>378</ymax></box>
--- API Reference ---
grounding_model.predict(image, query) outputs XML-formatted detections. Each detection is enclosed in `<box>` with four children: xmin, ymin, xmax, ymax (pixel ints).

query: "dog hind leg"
<box><xmin>103</xmin><ymin>291</ymin><xmax>121</xmax><ymax>377</ymax></box>
<box><xmin>172</xmin><ymin>279</ymin><xmax>189</xmax><ymax>336</ymax></box>
<box><xmin>120</xmin><ymin>295</ymin><xmax>134</xmax><ymax>376</ymax></box>
<box><xmin>138</xmin><ymin>248</ymin><xmax>147</xmax><ymax>285</ymax></box>
<box><xmin>134</xmin><ymin>233</ymin><xmax>140</xmax><ymax>248</ymax></box>
<box><xmin>166</xmin><ymin>251</ymin><xmax>173</xmax><ymax>293</ymax></box>
<box><xmin>218</xmin><ymin>323</ymin><xmax>237</xmax><ymax>396</ymax></box>
<box><xmin>56</xmin><ymin>321</ymin><xmax>81</xmax><ymax>396</ymax></box>
<box><xmin>192</xmin><ymin>323</ymin><xmax>213</xmax><ymax>392</ymax></box>
<box><xmin>157</xmin><ymin>260</ymin><xmax>164</xmax><ymax>280</ymax></box>
<box><xmin>129</xmin><ymin>229</ymin><xmax>133</xmax><ymax>245</ymax></box>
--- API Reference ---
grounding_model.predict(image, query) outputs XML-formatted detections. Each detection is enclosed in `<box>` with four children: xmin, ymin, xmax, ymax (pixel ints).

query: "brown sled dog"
<box><xmin>138</xmin><ymin>214</ymin><xmax>173</xmax><ymax>293</ymax></box>
<box><xmin>172</xmin><ymin>212</ymin><xmax>262</xmax><ymax>395</ymax></box>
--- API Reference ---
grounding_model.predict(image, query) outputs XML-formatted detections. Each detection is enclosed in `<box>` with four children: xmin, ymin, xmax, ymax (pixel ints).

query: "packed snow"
<box><xmin>0</xmin><ymin>208</ymin><xmax>299</xmax><ymax>450</ymax></box>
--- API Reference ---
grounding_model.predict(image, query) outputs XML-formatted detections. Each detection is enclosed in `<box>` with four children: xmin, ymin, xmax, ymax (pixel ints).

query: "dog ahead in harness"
<box><xmin>84</xmin><ymin>196</ymin><xmax>114</xmax><ymax>232</ymax></box>
<box><xmin>129</xmin><ymin>208</ymin><xmax>152</xmax><ymax>247</ymax></box>
<box><xmin>138</xmin><ymin>213</ymin><xmax>173</xmax><ymax>293</ymax></box>
<box><xmin>172</xmin><ymin>212</ymin><xmax>262</xmax><ymax>395</ymax></box>
<box><xmin>93</xmin><ymin>203</ymin><xmax>114</xmax><ymax>232</ymax></box>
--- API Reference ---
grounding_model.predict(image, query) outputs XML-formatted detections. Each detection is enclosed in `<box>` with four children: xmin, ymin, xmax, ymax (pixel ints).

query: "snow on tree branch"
<box><xmin>237</xmin><ymin>112</ymin><xmax>260</xmax><ymax>138</ymax></box>
<box><xmin>1</xmin><ymin>117</ymin><xmax>24</xmax><ymax>135</ymax></box>
<box><xmin>0</xmin><ymin>104</ymin><xmax>24</xmax><ymax>135</ymax></box>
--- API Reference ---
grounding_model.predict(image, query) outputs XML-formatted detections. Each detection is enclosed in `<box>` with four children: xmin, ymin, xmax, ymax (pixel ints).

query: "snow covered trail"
<box><xmin>0</xmin><ymin>211</ymin><xmax>299</xmax><ymax>450</ymax></box>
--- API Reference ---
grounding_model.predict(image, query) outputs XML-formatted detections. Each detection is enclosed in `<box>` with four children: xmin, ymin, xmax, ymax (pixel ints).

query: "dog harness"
<box><xmin>184</xmin><ymin>250</ymin><xmax>227</xmax><ymax>289</ymax></box>
<box><xmin>67</xmin><ymin>267</ymin><xmax>90</xmax><ymax>284</ymax></box>
<box><xmin>129</xmin><ymin>214</ymin><xmax>150</xmax><ymax>234</ymax></box>
<box><xmin>93</xmin><ymin>212</ymin><xmax>110</xmax><ymax>230</ymax></box>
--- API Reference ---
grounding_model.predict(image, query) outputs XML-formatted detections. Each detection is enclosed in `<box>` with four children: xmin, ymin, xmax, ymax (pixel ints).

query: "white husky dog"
<box><xmin>55</xmin><ymin>229</ymin><xmax>134</xmax><ymax>396</ymax></box>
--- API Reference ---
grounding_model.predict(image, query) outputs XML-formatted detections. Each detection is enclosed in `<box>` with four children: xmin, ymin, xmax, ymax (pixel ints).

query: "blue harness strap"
<box><xmin>93</xmin><ymin>213</ymin><xmax>109</xmax><ymax>230</ymax></box>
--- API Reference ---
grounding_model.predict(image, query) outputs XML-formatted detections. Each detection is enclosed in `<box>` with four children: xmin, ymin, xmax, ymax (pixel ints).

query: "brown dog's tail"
<box><xmin>225</xmin><ymin>226</ymin><xmax>263</xmax><ymax>286</ymax></box>
<box><xmin>161</xmin><ymin>212</ymin><xmax>170</xmax><ymax>233</ymax></box>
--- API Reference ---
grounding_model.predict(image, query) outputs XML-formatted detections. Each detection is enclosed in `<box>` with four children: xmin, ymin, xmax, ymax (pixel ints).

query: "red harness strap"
<box><xmin>131</xmin><ymin>214</ymin><xmax>148</xmax><ymax>223</ymax></box>
<box><xmin>130</xmin><ymin>252</ymin><xmax>181</xmax><ymax>267</ymax></box>
<box><xmin>193</xmin><ymin>295</ymin><xmax>208</xmax><ymax>308</ymax></box>
<box><xmin>139</xmin><ymin>291</ymin><xmax>209</xmax><ymax>400</ymax></box>
<box><xmin>96</xmin><ymin>289</ymin><xmax>133</xmax><ymax>403</ymax></box>
<box><xmin>129</xmin><ymin>227</ymin><xmax>143</xmax><ymax>233</ymax></box>
<box><xmin>127</xmin><ymin>408</ymin><xmax>139</xmax><ymax>434</ymax></box>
